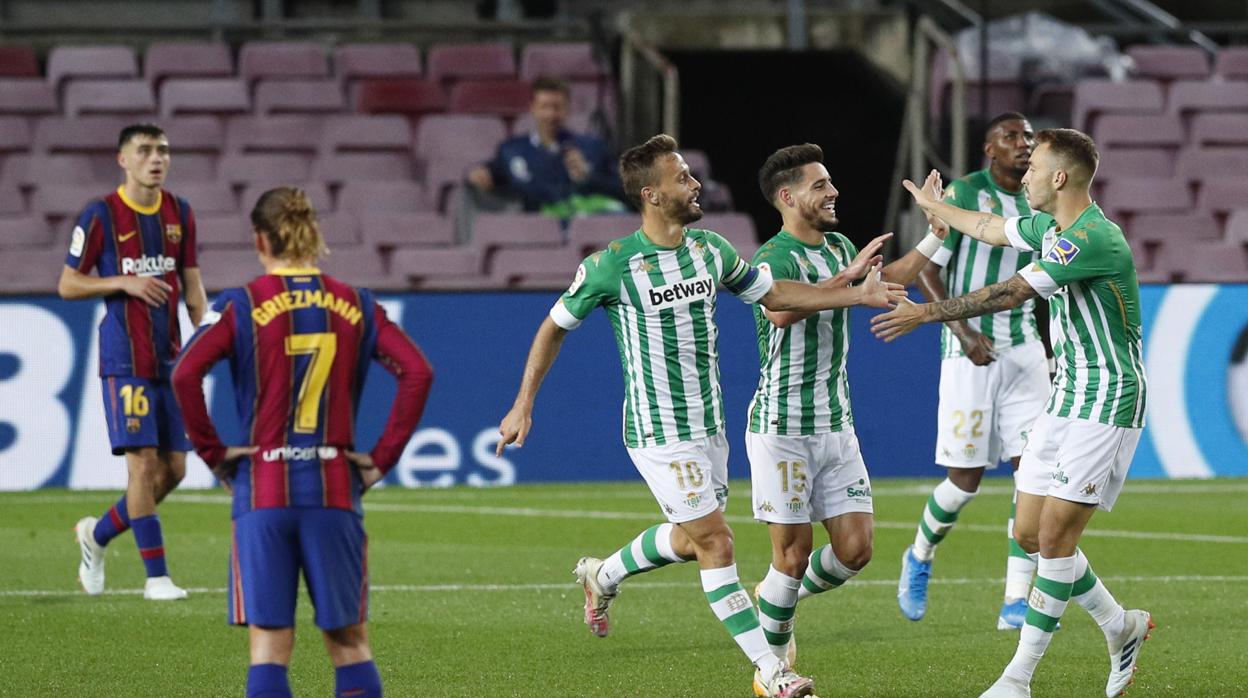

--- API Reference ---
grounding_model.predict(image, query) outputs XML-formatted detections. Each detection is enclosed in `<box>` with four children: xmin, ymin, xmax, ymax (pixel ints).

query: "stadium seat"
<box><xmin>0</xmin><ymin>45</ymin><xmax>38</xmax><ymax>77</ymax></box>
<box><xmin>33</xmin><ymin>116</ymin><xmax>130</xmax><ymax>155</ymax></box>
<box><xmin>1</xmin><ymin>154</ymin><xmax>97</xmax><ymax>188</ymax></box>
<box><xmin>320</xmin><ymin>115</ymin><xmax>411</xmax><ymax>154</ymax></box>
<box><xmin>254</xmin><ymin>79</ymin><xmax>345</xmax><ymax>115</ymax></box>
<box><xmin>160</xmin><ymin>78</ymin><xmax>250</xmax><ymax>117</ymax></box>
<box><xmin>1095</xmin><ymin>147</ymin><xmax>1174</xmax><ymax>182</ymax></box>
<box><xmin>170</xmin><ymin>181</ymin><xmax>236</xmax><ymax>214</ymax></box>
<box><xmin>488</xmin><ymin>245</ymin><xmax>582</xmax><ymax>289</ymax></box>
<box><xmin>334</xmin><ymin>43</ymin><xmax>422</xmax><ymax>84</ymax></box>
<box><xmin>426</xmin><ymin>42</ymin><xmax>515</xmax><ymax>83</ymax></box>
<box><xmin>1177</xmin><ymin>147</ymin><xmax>1248</xmax><ymax>181</ymax></box>
<box><xmin>1072</xmin><ymin>80</ymin><xmax>1164</xmax><ymax>132</ymax></box>
<box><xmin>239</xmin><ymin>181</ymin><xmax>332</xmax><ymax>213</ymax></box>
<box><xmin>144</xmin><ymin>42</ymin><xmax>233</xmax><ymax>87</ymax></box>
<box><xmin>311</xmin><ymin>153</ymin><xmax>414</xmax><ymax>184</ymax></box>
<box><xmin>0</xmin><ymin>215</ymin><xmax>52</xmax><ymax>249</ymax></box>
<box><xmin>195</xmin><ymin>212</ymin><xmax>253</xmax><ymax>249</ymax></box>
<box><xmin>318</xmin><ymin>244</ymin><xmax>390</xmax><ymax>288</ymax></box>
<box><xmin>0</xmin><ymin>79</ymin><xmax>58</xmax><ymax>116</ymax></box>
<box><xmin>215</xmin><ymin>153</ymin><xmax>312</xmax><ymax>184</ymax></box>
<box><xmin>698</xmin><ymin>212</ymin><xmax>757</xmax><ymax>250</ymax></box>
<box><xmin>360</xmin><ymin>210</ymin><xmax>454</xmax><ymax>248</ymax></box>
<box><xmin>511</xmin><ymin>111</ymin><xmax>591</xmax><ymax>137</ymax></box>
<box><xmin>1127</xmin><ymin>213</ymin><xmax>1222</xmax><ymax>247</ymax></box>
<box><xmin>224</xmin><ymin>115</ymin><xmax>322</xmax><ymax>154</ymax></box>
<box><xmin>1196</xmin><ymin>178</ymin><xmax>1248</xmax><ymax>215</ymax></box>
<box><xmin>0</xmin><ymin>178</ymin><xmax>23</xmax><ymax>214</ymax></box>
<box><xmin>352</xmin><ymin>78</ymin><xmax>447</xmax><ymax>120</ymax></box>
<box><xmin>1191</xmin><ymin>113</ymin><xmax>1248</xmax><ymax>146</ymax></box>
<box><xmin>238</xmin><ymin>41</ymin><xmax>329</xmax><ymax>84</ymax></box>
<box><xmin>337</xmin><ymin>181</ymin><xmax>429</xmax><ymax>213</ymax></box>
<box><xmin>681</xmin><ymin>149</ymin><xmax>712</xmax><ymax>180</ymax></box>
<box><xmin>1101</xmin><ymin>178</ymin><xmax>1193</xmax><ymax>220</ymax></box>
<box><xmin>163</xmin><ymin>116</ymin><xmax>225</xmax><ymax>154</ymax></box>
<box><xmin>471</xmin><ymin>212</ymin><xmax>563</xmax><ymax>250</ymax></box>
<box><xmin>390</xmin><ymin>245</ymin><xmax>484</xmax><ymax>287</ymax></box>
<box><xmin>520</xmin><ymin>42</ymin><xmax>608</xmax><ymax>81</ymax></box>
<box><xmin>1092</xmin><ymin>114</ymin><xmax>1185</xmax><ymax>149</ymax></box>
<box><xmin>448</xmin><ymin>79</ymin><xmax>532</xmax><ymax>118</ymax></box>
<box><xmin>1166</xmin><ymin>79</ymin><xmax>1248</xmax><ymax>119</ymax></box>
<box><xmin>1160</xmin><ymin>241</ymin><xmax>1248</xmax><ymax>282</ymax></box>
<box><xmin>1214</xmin><ymin>47</ymin><xmax>1248</xmax><ymax>80</ymax></box>
<box><xmin>63</xmin><ymin>79</ymin><xmax>156</xmax><ymax>117</ymax></box>
<box><xmin>46</xmin><ymin>46</ymin><xmax>138</xmax><ymax>89</ymax></box>
<box><xmin>568</xmin><ymin>81</ymin><xmax>616</xmax><ymax>117</ymax></box>
<box><xmin>1029</xmin><ymin>84</ymin><xmax>1075</xmax><ymax>125</ymax></box>
<box><xmin>0</xmin><ymin>248</ymin><xmax>67</xmax><ymax>292</ymax></box>
<box><xmin>317</xmin><ymin>211</ymin><xmax>362</xmax><ymax>246</ymax></box>
<box><xmin>413</xmin><ymin>114</ymin><xmax>506</xmax><ymax>165</ymax></box>
<box><xmin>568</xmin><ymin>214</ymin><xmax>632</xmax><ymax>256</ymax></box>
<box><xmin>0</xmin><ymin>116</ymin><xmax>32</xmax><ymax>155</ymax></box>
<box><xmin>1227</xmin><ymin>209</ymin><xmax>1248</xmax><ymax>244</ymax></box>
<box><xmin>1126</xmin><ymin>45</ymin><xmax>1211</xmax><ymax>81</ymax></box>
<box><xmin>197</xmin><ymin>248</ymin><xmax>267</xmax><ymax>290</ymax></box>
<box><xmin>32</xmin><ymin>184</ymin><xmax>107</xmax><ymax>220</ymax></box>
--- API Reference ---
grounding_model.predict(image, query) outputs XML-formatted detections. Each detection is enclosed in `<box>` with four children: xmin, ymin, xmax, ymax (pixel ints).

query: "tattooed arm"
<box><xmin>871</xmin><ymin>275</ymin><xmax>1038</xmax><ymax>342</ymax></box>
<box><xmin>902</xmin><ymin>174</ymin><xmax>1008</xmax><ymax>246</ymax></box>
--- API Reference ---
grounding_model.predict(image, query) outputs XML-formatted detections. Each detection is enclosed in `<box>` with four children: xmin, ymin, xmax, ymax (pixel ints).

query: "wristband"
<box><xmin>915</xmin><ymin>232</ymin><xmax>944</xmax><ymax>259</ymax></box>
<box><xmin>1046</xmin><ymin>355</ymin><xmax>1057</xmax><ymax>375</ymax></box>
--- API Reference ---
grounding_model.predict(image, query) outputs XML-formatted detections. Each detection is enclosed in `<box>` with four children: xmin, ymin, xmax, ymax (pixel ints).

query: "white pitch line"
<box><xmin>3</xmin><ymin>574</ymin><xmax>1245</xmax><ymax>599</ymax></box>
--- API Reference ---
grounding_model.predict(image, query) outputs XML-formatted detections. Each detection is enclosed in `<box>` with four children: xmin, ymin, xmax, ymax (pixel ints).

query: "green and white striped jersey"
<box><xmin>1010</xmin><ymin>204</ymin><xmax>1147</xmax><ymax>428</ymax></box>
<box><xmin>550</xmin><ymin>227</ymin><xmax>773</xmax><ymax>448</ymax></box>
<box><xmin>746</xmin><ymin>231</ymin><xmax>857</xmax><ymax>436</ymax></box>
<box><xmin>932</xmin><ymin>170</ymin><xmax>1040</xmax><ymax>358</ymax></box>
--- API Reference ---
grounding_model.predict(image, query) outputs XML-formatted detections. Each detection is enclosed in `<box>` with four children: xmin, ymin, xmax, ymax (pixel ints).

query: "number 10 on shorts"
<box><xmin>669</xmin><ymin>461</ymin><xmax>705</xmax><ymax>489</ymax></box>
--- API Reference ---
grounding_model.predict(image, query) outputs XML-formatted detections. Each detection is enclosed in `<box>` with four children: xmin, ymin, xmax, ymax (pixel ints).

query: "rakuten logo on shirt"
<box><xmin>644</xmin><ymin>274</ymin><xmax>716</xmax><ymax>311</ymax></box>
<box><xmin>121</xmin><ymin>255</ymin><xmax>177</xmax><ymax>276</ymax></box>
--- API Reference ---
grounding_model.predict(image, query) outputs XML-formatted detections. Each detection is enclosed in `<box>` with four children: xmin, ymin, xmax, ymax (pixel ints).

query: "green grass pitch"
<box><xmin>2</xmin><ymin>478</ymin><xmax>1246</xmax><ymax>697</ymax></box>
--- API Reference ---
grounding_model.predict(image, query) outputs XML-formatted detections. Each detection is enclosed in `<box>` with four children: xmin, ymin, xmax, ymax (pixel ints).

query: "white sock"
<box><xmin>1003</xmin><ymin>553</ymin><xmax>1077</xmax><ymax>684</ymax></box>
<box><xmin>1071</xmin><ymin>549</ymin><xmax>1126</xmax><ymax>640</ymax></box>
<box><xmin>700</xmin><ymin>564</ymin><xmax>779</xmax><ymax>677</ymax></box>
<box><xmin>912</xmin><ymin>478</ymin><xmax>977</xmax><ymax>562</ymax></box>
<box><xmin>757</xmin><ymin>565</ymin><xmax>801</xmax><ymax>660</ymax></box>
<box><xmin>797</xmin><ymin>544</ymin><xmax>860</xmax><ymax>601</ymax></box>
<box><xmin>597</xmin><ymin>523</ymin><xmax>687</xmax><ymax>591</ymax></box>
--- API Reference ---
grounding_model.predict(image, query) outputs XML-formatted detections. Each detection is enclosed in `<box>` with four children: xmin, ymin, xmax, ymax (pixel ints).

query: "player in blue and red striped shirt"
<box><xmin>59</xmin><ymin>123</ymin><xmax>207</xmax><ymax>601</ymax></box>
<box><xmin>172</xmin><ymin>187</ymin><xmax>433</xmax><ymax>698</ymax></box>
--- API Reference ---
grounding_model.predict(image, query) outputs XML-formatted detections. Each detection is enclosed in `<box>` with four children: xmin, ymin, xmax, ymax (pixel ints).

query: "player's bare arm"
<box><xmin>497</xmin><ymin>315</ymin><xmax>569</xmax><ymax>454</ymax></box>
<box><xmin>872</xmin><ymin>274</ymin><xmax>1036</xmax><ymax>342</ymax></box>
<box><xmin>181</xmin><ymin>267</ymin><xmax>207</xmax><ymax>326</ymax></box>
<box><xmin>763</xmin><ymin>232</ymin><xmax>890</xmax><ymax>328</ymax></box>
<box><xmin>915</xmin><ymin>261</ymin><xmax>996</xmax><ymax>366</ymax></box>
<box><xmin>762</xmin><ymin>264</ymin><xmax>906</xmax><ymax>315</ymax></box>
<box><xmin>58</xmin><ymin>265</ymin><xmax>173</xmax><ymax>307</ymax></box>
<box><xmin>903</xmin><ymin>171</ymin><xmax>1008</xmax><ymax>246</ymax></box>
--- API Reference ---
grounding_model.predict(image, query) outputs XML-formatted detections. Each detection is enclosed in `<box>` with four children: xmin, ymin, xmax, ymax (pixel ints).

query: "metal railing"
<box><xmin>618</xmin><ymin>20</ymin><xmax>679</xmax><ymax>145</ymax></box>
<box><xmin>885</xmin><ymin>14</ymin><xmax>966</xmax><ymax>248</ymax></box>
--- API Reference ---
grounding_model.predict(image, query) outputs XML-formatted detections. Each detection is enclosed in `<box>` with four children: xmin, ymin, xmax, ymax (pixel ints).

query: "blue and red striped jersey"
<box><xmin>65</xmin><ymin>186</ymin><xmax>199</xmax><ymax>379</ymax></box>
<box><xmin>172</xmin><ymin>268</ymin><xmax>433</xmax><ymax>518</ymax></box>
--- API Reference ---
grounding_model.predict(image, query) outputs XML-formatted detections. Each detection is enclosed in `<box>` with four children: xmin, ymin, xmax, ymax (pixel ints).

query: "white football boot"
<box><xmin>1105</xmin><ymin>609</ymin><xmax>1154</xmax><ymax>697</ymax></box>
<box><xmin>573</xmin><ymin>556</ymin><xmax>616</xmax><ymax>637</ymax></box>
<box><xmin>143</xmin><ymin>575</ymin><xmax>188</xmax><ymax>601</ymax></box>
<box><xmin>979</xmin><ymin>675</ymin><xmax>1031</xmax><ymax>697</ymax></box>
<box><xmin>760</xmin><ymin>663</ymin><xmax>814</xmax><ymax>698</ymax></box>
<box><xmin>75</xmin><ymin>516</ymin><xmax>106</xmax><ymax>595</ymax></box>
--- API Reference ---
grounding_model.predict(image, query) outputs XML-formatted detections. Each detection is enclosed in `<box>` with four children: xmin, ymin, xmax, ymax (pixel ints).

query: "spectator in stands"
<box><xmin>467</xmin><ymin>76</ymin><xmax>625</xmax><ymax>217</ymax></box>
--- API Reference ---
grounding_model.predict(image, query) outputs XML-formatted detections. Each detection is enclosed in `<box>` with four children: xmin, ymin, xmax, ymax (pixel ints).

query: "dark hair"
<box><xmin>984</xmin><ymin>112</ymin><xmax>1028</xmax><ymax>139</ymax></box>
<box><xmin>1036</xmin><ymin>128</ymin><xmax>1099</xmax><ymax>183</ymax></box>
<box><xmin>619</xmin><ymin>133</ymin><xmax>679</xmax><ymax>209</ymax></box>
<box><xmin>758</xmin><ymin>143</ymin><xmax>824</xmax><ymax>205</ymax></box>
<box><xmin>118</xmin><ymin>123</ymin><xmax>165</xmax><ymax>150</ymax></box>
<box><xmin>531</xmin><ymin>75</ymin><xmax>570</xmax><ymax>98</ymax></box>
<box><xmin>250</xmin><ymin>187</ymin><xmax>327</xmax><ymax>262</ymax></box>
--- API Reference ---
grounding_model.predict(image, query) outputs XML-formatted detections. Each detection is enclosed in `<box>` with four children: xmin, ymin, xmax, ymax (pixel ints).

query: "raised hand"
<box><xmin>121</xmin><ymin>275</ymin><xmax>173</xmax><ymax>307</ymax></box>
<box><xmin>844</xmin><ymin>232</ymin><xmax>891</xmax><ymax>282</ymax></box>
<box><xmin>903</xmin><ymin>172</ymin><xmax>941</xmax><ymax>214</ymax></box>
<box><xmin>859</xmin><ymin>264</ymin><xmax>908</xmax><ymax>309</ymax></box>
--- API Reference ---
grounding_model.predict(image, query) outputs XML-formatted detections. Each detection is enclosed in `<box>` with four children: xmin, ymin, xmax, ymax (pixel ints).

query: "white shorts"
<box><xmin>746</xmin><ymin>429</ymin><xmax>874</xmax><ymax>524</ymax></box>
<box><xmin>627</xmin><ymin>433</ymin><xmax>730</xmax><ymax>524</ymax></box>
<box><xmin>936</xmin><ymin>341</ymin><xmax>1050</xmax><ymax>469</ymax></box>
<box><xmin>1016</xmin><ymin>413</ymin><xmax>1142</xmax><ymax>511</ymax></box>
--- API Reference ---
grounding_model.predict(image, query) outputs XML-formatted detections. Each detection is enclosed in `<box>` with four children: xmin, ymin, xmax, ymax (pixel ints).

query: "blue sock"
<box><xmin>335</xmin><ymin>660</ymin><xmax>382</xmax><ymax>698</ymax></box>
<box><xmin>246</xmin><ymin>663</ymin><xmax>291</xmax><ymax>698</ymax></box>
<box><xmin>92</xmin><ymin>495</ymin><xmax>130</xmax><ymax>547</ymax></box>
<box><xmin>130</xmin><ymin>514</ymin><xmax>168</xmax><ymax>578</ymax></box>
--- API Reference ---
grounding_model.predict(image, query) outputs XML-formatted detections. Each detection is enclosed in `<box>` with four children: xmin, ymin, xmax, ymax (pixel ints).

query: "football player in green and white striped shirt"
<box><xmin>495</xmin><ymin>134</ymin><xmax>906</xmax><ymax>698</ymax></box>
<box><xmin>875</xmin><ymin>128</ymin><xmax>1152</xmax><ymax>698</ymax></box>
<box><xmin>745</xmin><ymin>144</ymin><xmax>953</xmax><ymax>696</ymax></box>
<box><xmin>900</xmin><ymin>113</ymin><xmax>1054</xmax><ymax>630</ymax></box>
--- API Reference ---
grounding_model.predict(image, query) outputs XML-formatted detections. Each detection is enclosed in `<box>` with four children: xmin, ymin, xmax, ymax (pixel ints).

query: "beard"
<box><xmin>662</xmin><ymin>194</ymin><xmax>703</xmax><ymax>225</ymax></box>
<box><xmin>803</xmin><ymin>203</ymin><xmax>838</xmax><ymax>231</ymax></box>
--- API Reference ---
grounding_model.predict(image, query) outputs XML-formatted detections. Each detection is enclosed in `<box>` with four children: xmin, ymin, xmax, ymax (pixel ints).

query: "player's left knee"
<box><xmin>843</xmin><ymin>541</ymin><xmax>873</xmax><ymax>571</ymax></box>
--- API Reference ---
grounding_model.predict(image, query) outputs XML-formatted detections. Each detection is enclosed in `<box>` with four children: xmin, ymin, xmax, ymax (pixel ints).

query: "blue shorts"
<box><xmin>228</xmin><ymin>508</ymin><xmax>369</xmax><ymax>631</ymax></box>
<box><xmin>101</xmin><ymin>376</ymin><xmax>191</xmax><ymax>455</ymax></box>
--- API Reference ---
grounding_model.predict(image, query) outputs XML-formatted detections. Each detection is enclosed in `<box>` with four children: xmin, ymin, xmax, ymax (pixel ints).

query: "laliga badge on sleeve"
<box><xmin>70</xmin><ymin>226</ymin><xmax>85</xmax><ymax>257</ymax></box>
<box><xmin>567</xmin><ymin>264</ymin><xmax>587</xmax><ymax>295</ymax></box>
